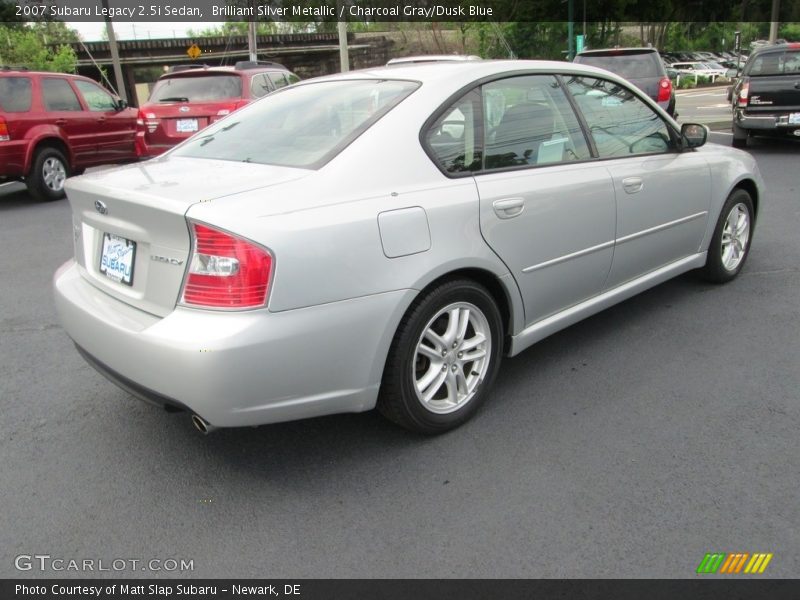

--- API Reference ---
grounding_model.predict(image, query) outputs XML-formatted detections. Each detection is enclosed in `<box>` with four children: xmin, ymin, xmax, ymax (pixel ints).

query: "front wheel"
<box><xmin>378</xmin><ymin>279</ymin><xmax>503</xmax><ymax>434</ymax></box>
<box><xmin>701</xmin><ymin>189</ymin><xmax>754</xmax><ymax>283</ymax></box>
<box><xmin>27</xmin><ymin>147</ymin><xmax>69</xmax><ymax>202</ymax></box>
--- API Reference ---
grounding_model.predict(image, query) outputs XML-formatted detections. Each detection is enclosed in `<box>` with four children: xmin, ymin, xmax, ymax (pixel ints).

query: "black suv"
<box><xmin>573</xmin><ymin>48</ymin><xmax>676</xmax><ymax>117</ymax></box>
<box><xmin>730</xmin><ymin>43</ymin><xmax>800</xmax><ymax>147</ymax></box>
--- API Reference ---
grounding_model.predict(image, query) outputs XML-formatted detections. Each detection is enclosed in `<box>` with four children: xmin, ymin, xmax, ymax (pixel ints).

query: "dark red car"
<box><xmin>0</xmin><ymin>67</ymin><xmax>138</xmax><ymax>201</ymax></box>
<box><xmin>135</xmin><ymin>61</ymin><xmax>300</xmax><ymax>158</ymax></box>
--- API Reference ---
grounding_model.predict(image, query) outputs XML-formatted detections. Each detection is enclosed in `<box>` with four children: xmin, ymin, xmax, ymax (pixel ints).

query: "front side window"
<box><xmin>74</xmin><ymin>80</ymin><xmax>117</xmax><ymax>111</ymax></box>
<box><xmin>483</xmin><ymin>75</ymin><xmax>590</xmax><ymax>169</ymax></box>
<box><xmin>41</xmin><ymin>78</ymin><xmax>82</xmax><ymax>112</ymax></box>
<box><xmin>173</xmin><ymin>79</ymin><xmax>419</xmax><ymax>169</ymax></box>
<box><xmin>423</xmin><ymin>88</ymin><xmax>481</xmax><ymax>174</ymax></box>
<box><xmin>564</xmin><ymin>76</ymin><xmax>673</xmax><ymax>158</ymax></box>
<box><xmin>149</xmin><ymin>74</ymin><xmax>243</xmax><ymax>102</ymax></box>
<box><xmin>0</xmin><ymin>77</ymin><xmax>32</xmax><ymax>112</ymax></box>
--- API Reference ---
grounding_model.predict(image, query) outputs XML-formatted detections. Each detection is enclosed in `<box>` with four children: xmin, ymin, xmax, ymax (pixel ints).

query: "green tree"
<box><xmin>0</xmin><ymin>24</ymin><xmax>77</xmax><ymax>72</ymax></box>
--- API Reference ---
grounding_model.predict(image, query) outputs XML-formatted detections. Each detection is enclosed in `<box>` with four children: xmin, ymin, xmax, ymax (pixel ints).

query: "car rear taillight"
<box><xmin>181</xmin><ymin>222</ymin><xmax>272</xmax><ymax>309</ymax></box>
<box><xmin>737</xmin><ymin>81</ymin><xmax>750</xmax><ymax>107</ymax></box>
<box><xmin>657</xmin><ymin>76</ymin><xmax>672</xmax><ymax>103</ymax></box>
<box><xmin>0</xmin><ymin>117</ymin><xmax>9</xmax><ymax>142</ymax></box>
<box><xmin>138</xmin><ymin>111</ymin><xmax>159</xmax><ymax>133</ymax></box>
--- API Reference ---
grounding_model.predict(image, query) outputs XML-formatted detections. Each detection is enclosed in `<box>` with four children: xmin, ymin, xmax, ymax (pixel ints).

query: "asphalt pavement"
<box><xmin>675</xmin><ymin>86</ymin><xmax>733</xmax><ymax>129</ymax></box>
<box><xmin>1</xmin><ymin>132</ymin><xmax>798</xmax><ymax>578</ymax></box>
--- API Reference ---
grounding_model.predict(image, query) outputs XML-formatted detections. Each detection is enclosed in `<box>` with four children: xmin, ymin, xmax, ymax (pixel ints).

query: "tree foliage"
<box><xmin>0</xmin><ymin>24</ymin><xmax>77</xmax><ymax>72</ymax></box>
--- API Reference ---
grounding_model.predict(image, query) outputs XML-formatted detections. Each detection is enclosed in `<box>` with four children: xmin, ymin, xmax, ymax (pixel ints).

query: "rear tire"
<box><xmin>732</xmin><ymin>122</ymin><xmax>748</xmax><ymax>148</ymax></box>
<box><xmin>701</xmin><ymin>189</ymin><xmax>754</xmax><ymax>283</ymax></box>
<box><xmin>27</xmin><ymin>146</ymin><xmax>69</xmax><ymax>202</ymax></box>
<box><xmin>378</xmin><ymin>279</ymin><xmax>503</xmax><ymax>434</ymax></box>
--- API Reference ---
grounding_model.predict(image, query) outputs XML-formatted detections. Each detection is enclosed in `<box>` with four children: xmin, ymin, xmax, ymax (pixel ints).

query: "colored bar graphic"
<box><xmin>697</xmin><ymin>553</ymin><xmax>726</xmax><ymax>574</ymax></box>
<box><xmin>700</xmin><ymin>552</ymin><xmax>773</xmax><ymax>575</ymax></box>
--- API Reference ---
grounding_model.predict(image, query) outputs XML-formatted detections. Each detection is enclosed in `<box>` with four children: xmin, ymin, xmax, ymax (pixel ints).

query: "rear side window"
<box><xmin>150</xmin><ymin>74</ymin><xmax>243</xmax><ymax>102</ymax></box>
<box><xmin>250</xmin><ymin>74</ymin><xmax>271</xmax><ymax>98</ymax></box>
<box><xmin>482</xmin><ymin>75</ymin><xmax>590</xmax><ymax>169</ymax></box>
<box><xmin>173</xmin><ymin>79</ymin><xmax>419</xmax><ymax>169</ymax></box>
<box><xmin>268</xmin><ymin>72</ymin><xmax>288</xmax><ymax>90</ymax></box>
<box><xmin>423</xmin><ymin>88</ymin><xmax>482</xmax><ymax>174</ymax></box>
<box><xmin>746</xmin><ymin>50</ymin><xmax>800</xmax><ymax>76</ymax></box>
<box><xmin>575</xmin><ymin>52</ymin><xmax>661</xmax><ymax>79</ymax></box>
<box><xmin>0</xmin><ymin>77</ymin><xmax>32</xmax><ymax>112</ymax></box>
<box><xmin>286</xmin><ymin>73</ymin><xmax>300</xmax><ymax>85</ymax></box>
<box><xmin>41</xmin><ymin>78</ymin><xmax>82</xmax><ymax>112</ymax></box>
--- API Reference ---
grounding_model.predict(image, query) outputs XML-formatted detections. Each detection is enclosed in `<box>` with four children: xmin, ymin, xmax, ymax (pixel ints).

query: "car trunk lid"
<box><xmin>65</xmin><ymin>157</ymin><xmax>307</xmax><ymax>316</ymax></box>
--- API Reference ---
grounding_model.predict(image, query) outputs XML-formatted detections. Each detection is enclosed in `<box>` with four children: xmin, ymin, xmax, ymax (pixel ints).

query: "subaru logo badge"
<box><xmin>179</xmin><ymin>106</ymin><xmax>190</xmax><ymax>113</ymax></box>
<box><xmin>94</xmin><ymin>200</ymin><xmax>108</xmax><ymax>215</ymax></box>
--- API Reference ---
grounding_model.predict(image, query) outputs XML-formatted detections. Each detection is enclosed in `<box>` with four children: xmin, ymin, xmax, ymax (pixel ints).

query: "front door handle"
<box><xmin>96</xmin><ymin>117</ymin><xmax>106</xmax><ymax>123</ymax></box>
<box><xmin>492</xmin><ymin>197</ymin><xmax>525</xmax><ymax>219</ymax></box>
<box><xmin>622</xmin><ymin>177</ymin><xmax>644</xmax><ymax>194</ymax></box>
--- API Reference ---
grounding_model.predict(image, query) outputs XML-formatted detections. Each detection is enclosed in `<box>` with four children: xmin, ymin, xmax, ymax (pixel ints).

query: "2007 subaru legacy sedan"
<box><xmin>54</xmin><ymin>60</ymin><xmax>763</xmax><ymax>435</ymax></box>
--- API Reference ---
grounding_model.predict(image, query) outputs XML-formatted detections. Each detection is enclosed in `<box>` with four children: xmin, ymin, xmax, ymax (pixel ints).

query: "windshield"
<box><xmin>172</xmin><ymin>79</ymin><xmax>420</xmax><ymax>169</ymax></box>
<box><xmin>575</xmin><ymin>52</ymin><xmax>660</xmax><ymax>79</ymax></box>
<box><xmin>150</xmin><ymin>74</ymin><xmax>242</xmax><ymax>102</ymax></box>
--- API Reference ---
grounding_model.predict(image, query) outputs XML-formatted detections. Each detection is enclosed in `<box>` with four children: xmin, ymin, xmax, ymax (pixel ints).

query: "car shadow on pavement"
<box><xmin>145</xmin><ymin>270</ymin><xmax>714</xmax><ymax>477</ymax></box>
<box><xmin>0</xmin><ymin>183</ymin><xmax>43</xmax><ymax>210</ymax></box>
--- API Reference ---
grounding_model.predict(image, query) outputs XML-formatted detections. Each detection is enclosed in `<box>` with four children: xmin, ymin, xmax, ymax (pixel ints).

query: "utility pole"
<box><xmin>337</xmin><ymin>0</ymin><xmax>349</xmax><ymax>72</ymax></box>
<box><xmin>102</xmin><ymin>0</ymin><xmax>127</xmax><ymax>102</ymax></box>
<box><xmin>248</xmin><ymin>20</ymin><xmax>257</xmax><ymax>61</ymax></box>
<box><xmin>248</xmin><ymin>0</ymin><xmax>257</xmax><ymax>62</ymax></box>
<box><xmin>567</xmin><ymin>0</ymin><xmax>574</xmax><ymax>60</ymax></box>
<box><xmin>768</xmin><ymin>0</ymin><xmax>780</xmax><ymax>43</ymax></box>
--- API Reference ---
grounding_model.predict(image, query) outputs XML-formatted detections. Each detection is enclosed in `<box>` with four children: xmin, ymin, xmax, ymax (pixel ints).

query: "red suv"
<box><xmin>0</xmin><ymin>67</ymin><xmax>138</xmax><ymax>201</ymax></box>
<box><xmin>135</xmin><ymin>61</ymin><xmax>300</xmax><ymax>158</ymax></box>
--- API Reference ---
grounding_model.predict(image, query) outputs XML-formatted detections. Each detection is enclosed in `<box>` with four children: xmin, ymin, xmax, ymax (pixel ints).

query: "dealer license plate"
<box><xmin>176</xmin><ymin>118</ymin><xmax>199</xmax><ymax>133</ymax></box>
<box><xmin>789</xmin><ymin>112</ymin><xmax>800</xmax><ymax>125</ymax></box>
<box><xmin>99</xmin><ymin>233</ymin><xmax>136</xmax><ymax>286</ymax></box>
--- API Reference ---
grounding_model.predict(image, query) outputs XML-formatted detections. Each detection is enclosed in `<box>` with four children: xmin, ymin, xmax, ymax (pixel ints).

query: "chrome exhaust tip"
<box><xmin>191</xmin><ymin>414</ymin><xmax>216</xmax><ymax>435</ymax></box>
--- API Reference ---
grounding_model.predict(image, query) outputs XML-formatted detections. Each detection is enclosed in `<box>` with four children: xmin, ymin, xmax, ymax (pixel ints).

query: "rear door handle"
<box><xmin>794</xmin><ymin>81</ymin><xmax>800</xmax><ymax>89</ymax></box>
<box><xmin>492</xmin><ymin>197</ymin><xmax>525</xmax><ymax>219</ymax></box>
<box><xmin>622</xmin><ymin>177</ymin><xmax>644</xmax><ymax>194</ymax></box>
<box><xmin>96</xmin><ymin>117</ymin><xmax>106</xmax><ymax>123</ymax></box>
<box><xmin>55</xmin><ymin>118</ymin><xmax>67</xmax><ymax>126</ymax></box>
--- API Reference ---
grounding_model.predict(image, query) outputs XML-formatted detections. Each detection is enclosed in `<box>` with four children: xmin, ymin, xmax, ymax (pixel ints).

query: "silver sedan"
<box><xmin>54</xmin><ymin>60</ymin><xmax>763</xmax><ymax>434</ymax></box>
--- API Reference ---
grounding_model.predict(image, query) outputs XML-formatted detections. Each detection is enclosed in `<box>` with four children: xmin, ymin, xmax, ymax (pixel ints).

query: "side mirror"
<box><xmin>681</xmin><ymin>123</ymin><xmax>708</xmax><ymax>149</ymax></box>
<box><xmin>115</xmin><ymin>98</ymin><xmax>128</xmax><ymax>111</ymax></box>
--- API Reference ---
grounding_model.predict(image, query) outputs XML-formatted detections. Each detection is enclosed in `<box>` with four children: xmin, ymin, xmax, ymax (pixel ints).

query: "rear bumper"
<box><xmin>54</xmin><ymin>260</ymin><xmax>414</xmax><ymax>428</ymax></box>
<box><xmin>735</xmin><ymin>109</ymin><xmax>800</xmax><ymax>133</ymax></box>
<box><xmin>134</xmin><ymin>133</ymin><xmax>172</xmax><ymax>158</ymax></box>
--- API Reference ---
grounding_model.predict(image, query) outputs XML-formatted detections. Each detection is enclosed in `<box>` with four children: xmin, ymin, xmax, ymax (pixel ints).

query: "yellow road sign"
<box><xmin>187</xmin><ymin>44</ymin><xmax>201</xmax><ymax>60</ymax></box>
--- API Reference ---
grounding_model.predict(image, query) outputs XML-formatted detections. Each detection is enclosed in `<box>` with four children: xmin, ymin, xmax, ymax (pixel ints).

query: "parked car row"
<box><xmin>0</xmin><ymin>61</ymin><xmax>300</xmax><ymax>201</ymax></box>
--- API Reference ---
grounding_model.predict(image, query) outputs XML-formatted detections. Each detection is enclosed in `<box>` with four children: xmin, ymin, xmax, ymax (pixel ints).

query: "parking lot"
<box><xmin>1</xmin><ymin>125</ymin><xmax>798</xmax><ymax>578</ymax></box>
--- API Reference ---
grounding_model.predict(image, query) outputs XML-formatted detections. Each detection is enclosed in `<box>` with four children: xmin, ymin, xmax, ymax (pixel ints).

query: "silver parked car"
<box><xmin>54</xmin><ymin>60</ymin><xmax>763</xmax><ymax>435</ymax></box>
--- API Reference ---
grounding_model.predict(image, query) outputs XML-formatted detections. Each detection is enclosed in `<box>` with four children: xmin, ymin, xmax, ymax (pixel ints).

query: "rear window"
<box><xmin>575</xmin><ymin>52</ymin><xmax>661</xmax><ymax>79</ymax></box>
<box><xmin>745</xmin><ymin>50</ymin><xmax>800</xmax><ymax>76</ymax></box>
<box><xmin>0</xmin><ymin>77</ymin><xmax>33</xmax><ymax>112</ymax></box>
<box><xmin>149</xmin><ymin>74</ymin><xmax>243</xmax><ymax>102</ymax></box>
<box><xmin>172</xmin><ymin>79</ymin><xmax>419</xmax><ymax>169</ymax></box>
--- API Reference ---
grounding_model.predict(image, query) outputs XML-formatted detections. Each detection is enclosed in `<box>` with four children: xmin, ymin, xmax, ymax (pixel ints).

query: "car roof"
<box><xmin>296</xmin><ymin>59</ymin><xmax>642</xmax><ymax>96</ymax></box>
<box><xmin>161</xmin><ymin>62</ymin><xmax>290</xmax><ymax>79</ymax></box>
<box><xmin>749</xmin><ymin>42</ymin><xmax>800</xmax><ymax>55</ymax></box>
<box><xmin>0</xmin><ymin>68</ymin><xmax>89</xmax><ymax>78</ymax></box>
<box><xmin>576</xmin><ymin>47</ymin><xmax>660</xmax><ymax>56</ymax></box>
